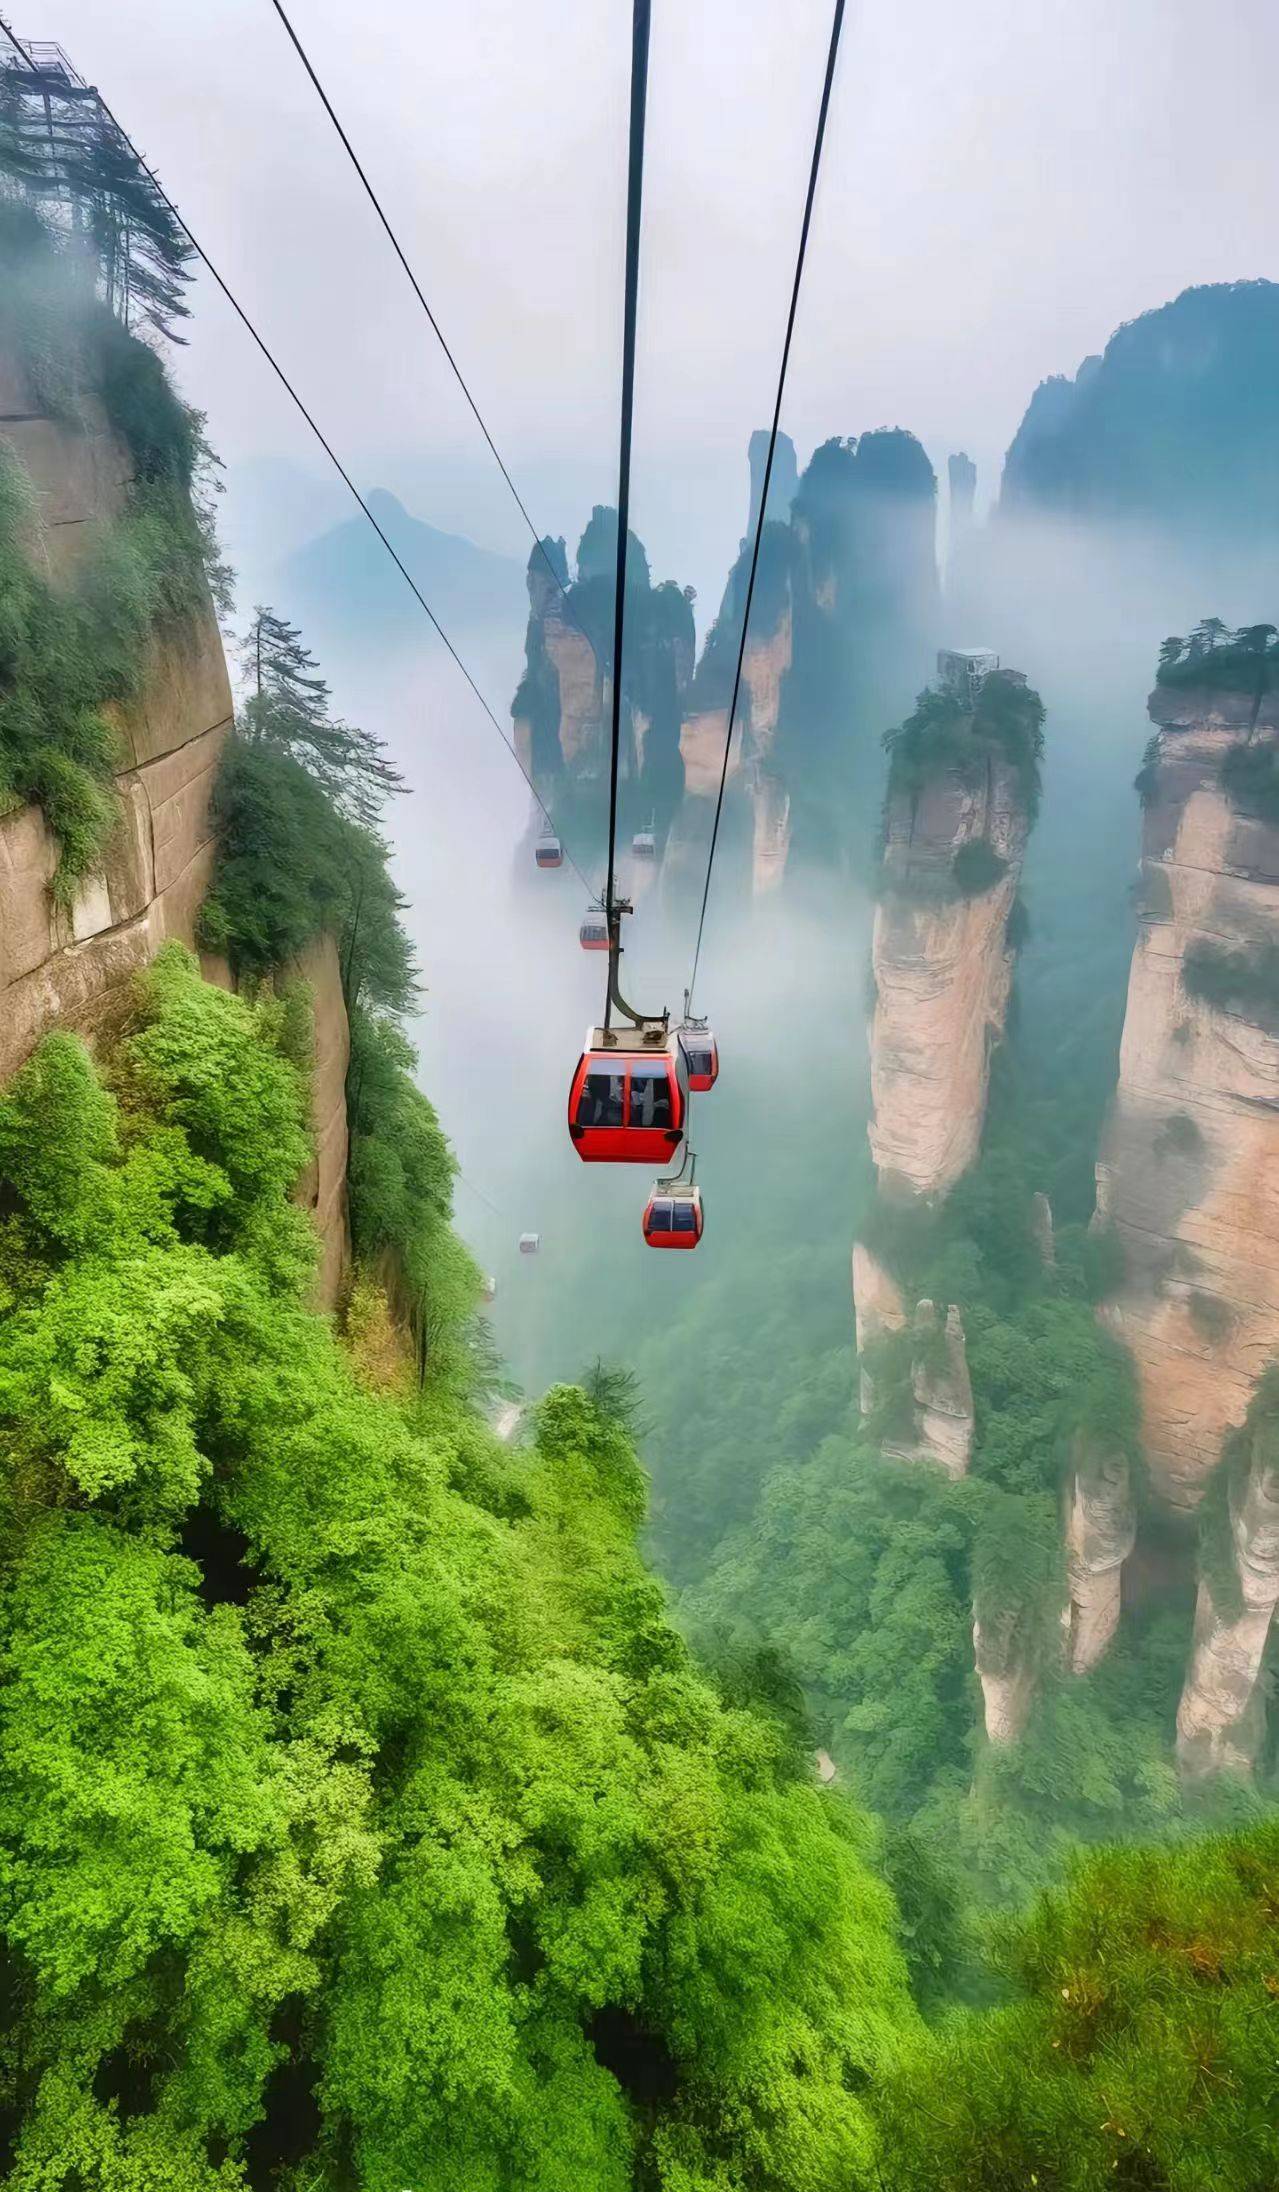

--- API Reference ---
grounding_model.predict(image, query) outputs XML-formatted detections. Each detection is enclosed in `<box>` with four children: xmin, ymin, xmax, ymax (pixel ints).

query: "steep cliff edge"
<box><xmin>1176</xmin><ymin>1370</ymin><xmax>1279</xmax><ymax>1775</ymax></box>
<box><xmin>0</xmin><ymin>336</ymin><xmax>351</xmax><ymax>1305</ymax></box>
<box><xmin>853</xmin><ymin>666</ymin><xmax>1045</xmax><ymax>1735</ymax></box>
<box><xmin>866</xmin><ymin>668</ymin><xmax>1041</xmax><ymax>1200</ymax></box>
<box><xmin>0</xmin><ymin>335</ymin><xmax>234</xmax><ymax>1075</ymax></box>
<box><xmin>1096</xmin><ymin>662</ymin><xmax>1279</xmax><ymax>1518</ymax></box>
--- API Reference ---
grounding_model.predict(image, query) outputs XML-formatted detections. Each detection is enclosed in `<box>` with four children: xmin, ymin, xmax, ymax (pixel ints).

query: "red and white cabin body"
<box><xmin>678</xmin><ymin>1025</ymin><xmax>719</xmax><ymax>1094</ymax></box>
<box><xmin>642</xmin><ymin>1181</ymin><xmax>703</xmax><ymax>1249</ymax></box>
<box><xmin>567</xmin><ymin>1025</ymin><xmax>688</xmax><ymax>1164</ymax></box>
<box><xmin>534</xmin><ymin>831</ymin><xmax>564</xmax><ymax>869</ymax></box>
<box><xmin>579</xmin><ymin>905</ymin><xmax>609</xmax><ymax>952</ymax></box>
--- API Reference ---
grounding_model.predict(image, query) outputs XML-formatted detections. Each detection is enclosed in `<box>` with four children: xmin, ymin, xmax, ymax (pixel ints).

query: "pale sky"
<box><xmin>40</xmin><ymin>0</ymin><xmax>1279</xmax><ymax>608</ymax></box>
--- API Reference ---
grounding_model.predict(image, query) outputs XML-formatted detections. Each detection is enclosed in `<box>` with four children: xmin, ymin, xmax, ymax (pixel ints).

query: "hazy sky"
<box><xmin>43</xmin><ymin>0</ymin><xmax>1279</xmax><ymax>605</ymax></box>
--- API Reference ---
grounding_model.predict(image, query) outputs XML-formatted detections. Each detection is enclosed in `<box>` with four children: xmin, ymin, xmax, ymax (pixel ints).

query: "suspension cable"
<box><xmin>0</xmin><ymin>22</ymin><xmax>596</xmax><ymax>896</ymax></box>
<box><xmin>686</xmin><ymin>0</ymin><xmax>846</xmax><ymax>1009</ymax></box>
<box><xmin>263</xmin><ymin>0</ymin><xmax>574</xmax><ymax>617</ymax></box>
<box><xmin>603</xmin><ymin>0</ymin><xmax>652</xmax><ymax>1031</ymax></box>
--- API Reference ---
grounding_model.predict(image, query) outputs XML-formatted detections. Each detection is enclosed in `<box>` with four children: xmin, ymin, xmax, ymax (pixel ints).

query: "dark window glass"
<box><xmin>577</xmin><ymin>1067</ymin><xmax>625</xmax><ymax>1128</ymax></box>
<box><xmin>647</xmin><ymin>1201</ymin><xmax>672</xmax><ymax>1232</ymax></box>
<box><xmin>673</xmin><ymin>1202</ymin><xmax>697</xmax><ymax>1233</ymax></box>
<box><xmin>628</xmin><ymin>1062</ymin><xmax>673</xmax><ymax>1129</ymax></box>
<box><xmin>686</xmin><ymin>1048</ymin><xmax>711</xmax><ymax>1078</ymax></box>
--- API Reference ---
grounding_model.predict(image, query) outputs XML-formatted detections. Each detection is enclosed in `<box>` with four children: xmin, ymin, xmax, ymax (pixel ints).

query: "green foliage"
<box><xmin>1155</xmin><ymin>617</ymin><xmax>1278</xmax><ymax>693</ymax></box>
<box><xmin>883</xmin><ymin>669</ymin><xmax>1046</xmax><ymax>825</ymax></box>
<box><xmin>198</xmin><ymin>736</ymin><xmax>414</xmax><ymax>1022</ymax></box>
<box><xmin>1221</xmin><ymin>736</ymin><xmax>1279</xmax><ymax>821</ymax></box>
<box><xmin>0</xmin><ymin>202</ymin><xmax>220</xmax><ymax>893</ymax></box>
<box><xmin>238</xmin><ymin>606</ymin><xmax>403</xmax><ymax>825</ymax></box>
<box><xmin>877</xmin><ymin>1820</ymin><xmax>1279</xmax><ymax>2190</ymax></box>
<box><xmin>1182</xmin><ymin>938</ymin><xmax>1279</xmax><ymax>1027</ymax></box>
<box><xmin>0</xmin><ymin>955</ymin><xmax>918</xmax><ymax>2187</ymax></box>
<box><xmin>952</xmin><ymin>837</ymin><xmax>1009</xmax><ymax>896</ymax></box>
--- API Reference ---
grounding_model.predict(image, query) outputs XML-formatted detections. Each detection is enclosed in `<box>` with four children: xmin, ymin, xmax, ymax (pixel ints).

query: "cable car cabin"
<box><xmin>643</xmin><ymin>1182</ymin><xmax>703</xmax><ymax>1249</ymax></box>
<box><xmin>632</xmin><ymin>827</ymin><xmax>656</xmax><ymax>861</ymax></box>
<box><xmin>568</xmin><ymin>1026</ymin><xmax>687</xmax><ymax>1164</ymax></box>
<box><xmin>518</xmin><ymin>1232</ymin><xmax>541</xmax><ymax>1255</ymax></box>
<box><xmin>679</xmin><ymin>1025</ymin><xmax>719</xmax><ymax>1093</ymax></box>
<box><xmin>534</xmin><ymin>831</ymin><xmax>563</xmax><ymax>870</ymax></box>
<box><xmin>579</xmin><ymin>905</ymin><xmax>609</xmax><ymax>952</ymax></box>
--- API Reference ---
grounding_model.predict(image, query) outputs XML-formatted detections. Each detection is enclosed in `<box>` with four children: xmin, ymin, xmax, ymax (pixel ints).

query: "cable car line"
<box><xmin>685</xmin><ymin>0</ymin><xmax>847</xmax><ymax>1010</ymax></box>
<box><xmin>28</xmin><ymin>43</ymin><xmax>597</xmax><ymax>896</ymax></box>
<box><xmin>262</xmin><ymin>0</ymin><xmax>574</xmax><ymax>621</ymax></box>
<box><xmin>601</xmin><ymin>0</ymin><xmax>653</xmax><ymax>1035</ymax></box>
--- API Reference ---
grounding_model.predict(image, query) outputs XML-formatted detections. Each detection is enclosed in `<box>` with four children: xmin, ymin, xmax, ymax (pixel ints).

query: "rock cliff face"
<box><xmin>1063</xmin><ymin>1432</ymin><xmax>1137</xmax><ymax>1674</ymax></box>
<box><xmin>666</xmin><ymin>599</ymin><xmax>794</xmax><ymax>901</ymax></box>
<box><xmin>1175</xmin><ymin>1379</ymin><xmax>1279</xmax><ymax>1775</ymax></box>
<box><xmin>851</xmin><ymin>1243</ymin><xmax>974</xmax><ymax>1477</ymax></box>
<box><xmin>0</xmin><ymin>357</ymin><xmax>234</xmax><ymax>1083</ymax></box>
<box><xmin>0</xmin><ymin>345</ymin><xmax>352</xmax><ymax>1308</ymax></box>
<box><xmin>511</xmin><ymin>518</ymin><xmax>694</xmax><ymax>875</ymax></box>
<box><xmin>853</xmin><ymin>669</ymin><xmax>1043</xmax><ymax>1740</ymax></box>
<box><xmin>866</xmin><ymin>677</ymin><xmax>1037</xmax><ymax>1199</ymax></box>
<box><xmin>1096</xmin><ymin>678</ymin><xmax>1279</xmax><ymax>1517</ymax></box>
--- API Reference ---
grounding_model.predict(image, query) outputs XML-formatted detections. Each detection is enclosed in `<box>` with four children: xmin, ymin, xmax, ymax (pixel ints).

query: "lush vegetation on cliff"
<box><xmin>883</xmin><ymin>668</ymin><xmax>1046</xmax><ymax>826</ymax></box>
<box><xmin>1156</xmin><ymin>618</ymin><xmax>1278</xmax><ymax>696</ymax></box>
<box><xmin>0</xmin><ymin>182</ymin><xmax>224</xmax><ymax>899</ymax></box>
<box><xmin>199</xmin><ymin>607</ymin><xmax>479</xmax><ymax>1352</ymax></box>
<box><xmin>880</xmin><ymin>1819</ymin><xmax>1279</xmax><ymax>2190</ymax></box>
<box><xmin>0</xmin><ymin>948</ymin><xmax>920</xmax><ymax>2188</ymax></box>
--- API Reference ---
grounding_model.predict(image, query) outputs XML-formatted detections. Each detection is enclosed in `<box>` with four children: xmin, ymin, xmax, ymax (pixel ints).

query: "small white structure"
<box><xmin>482</xmin><ymin>1275</ymin><xmax>498</xmax><ymax>1303</ymax></box>
<box><xmin>518</xmin><ymin>1233</ymin><xmax>541</xmax><ymax>1256</ymax></box>
<box><xmin>937</xmin><ymin>647</ymin><xmax>999</xmax><ymax>706</ymax></box>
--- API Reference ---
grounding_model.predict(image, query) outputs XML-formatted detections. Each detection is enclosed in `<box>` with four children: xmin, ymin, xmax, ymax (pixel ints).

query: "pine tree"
<box><xmin>238</xmin><ymin>606</ymin><xmax>404</xmax><ymax>824</ymax></box>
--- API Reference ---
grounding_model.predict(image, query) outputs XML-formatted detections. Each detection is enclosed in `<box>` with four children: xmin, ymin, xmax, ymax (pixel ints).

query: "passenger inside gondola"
<box><xmin>627</xmin><ymin>1059</ymin><xmax>673</xmax><ymax>1130</ymax></box>
<box><xmin>579</xmin><ymin>1064</ymin><xmax>625</xmax><ymax>1127</ymax></box>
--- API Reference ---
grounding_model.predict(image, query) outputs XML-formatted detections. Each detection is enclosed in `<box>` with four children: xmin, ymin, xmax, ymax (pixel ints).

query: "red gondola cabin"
<box><xmin>568</xmin><ymin>1027</ymin><xmax>687</xmax><ymax>1164</ymax></box>
<box><xmin>643</xmin><ymin>1181</ymin><xmax>703</xmax><ymax>1249</ymax></box>
<box><xmin>679</xmin><ymin>1024</ymin><xmax>719</xmax><ymax>1093</ymax></box>
<box><xmin>534</xmin><ymin>830</ymin><xmax>563</xmax><ymax>869</ymax></box>
<box><xmin>579</xmin><ymin>905</ymin><xmax>609</xmax><ymax>952</ymax></box>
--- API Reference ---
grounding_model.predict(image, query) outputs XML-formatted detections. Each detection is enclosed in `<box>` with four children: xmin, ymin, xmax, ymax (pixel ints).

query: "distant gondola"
<box><xmin>678</xmin><ymin>1021</ymin><xmax>719</xmax><ymax>1093</ymax></box>
<box><xmin>518</xmin><ymin>1232</ymin><xmax>541</xmax><ymax>1255</ymax></box>
<box><xmin>631</xmin><ymin>825</ymin><xmax>656</xmax><ymax>861</ymax></box>
<box><xmin>567</xmin><ymin>1027</ymin><xmax>687</xmax><ymax>1163</ymax></box>
<box><xmin>579</xmin><ymin>904</ymin><xmax>609</xmax><ymax>952</ymax></box>
<box><xmin>534</xmin><ymin>830</ymin><xmax>563</xmax><ymax>870</ymax></box>
<box><xmin>642</xmin><ymin>1180</ymin><xmax>703</xmax><ymax>1249</ymax></box>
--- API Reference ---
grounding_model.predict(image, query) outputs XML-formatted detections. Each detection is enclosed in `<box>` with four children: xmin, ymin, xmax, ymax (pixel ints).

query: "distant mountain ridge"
<box><xmin>999</xmin><ymin>279</ymin><xmax>1279</xmax><ymax>535</ymax></box>
<box><xmin>280</xmin><ymin>487</ymin><xmax>527</xmax><ymax>649</ymax></box>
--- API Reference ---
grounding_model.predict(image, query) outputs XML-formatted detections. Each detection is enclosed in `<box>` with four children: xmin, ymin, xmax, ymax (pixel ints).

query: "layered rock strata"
<box><xmin>1096</xmin><ymin>679</ymin><xmax>1279</xmax><ymax>1516</ymax></box>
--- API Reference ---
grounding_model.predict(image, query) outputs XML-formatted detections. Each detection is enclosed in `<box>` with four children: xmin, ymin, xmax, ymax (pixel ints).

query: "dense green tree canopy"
<box><xmin>0</xmin><ymin>948</ymin><xmax>917</xmax><ymax>2188</ymax></box>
